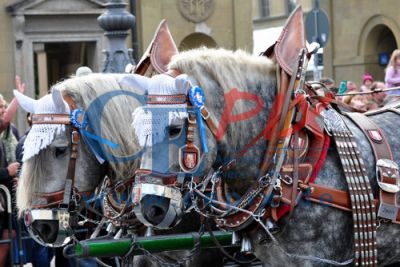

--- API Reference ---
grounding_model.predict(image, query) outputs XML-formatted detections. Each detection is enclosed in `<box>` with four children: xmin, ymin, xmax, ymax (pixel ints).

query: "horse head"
<box><xmin>15</xmin><ymin>73</ymin><xmax>144</xmax><ymax>247</ymax></box>
<box><xmin>129</xmin><ymin>73</ymin><xmax>218</xmax><ymax>229</ymax></box>
<box><xmin>130</xmin><ymin>48</ymin><xmax>277</xmax><ymax>230</ymax></box>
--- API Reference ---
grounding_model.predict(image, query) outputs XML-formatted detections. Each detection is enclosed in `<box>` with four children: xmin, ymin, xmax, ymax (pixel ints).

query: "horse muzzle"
<box><xmin>132</xmin><ymin>182</ymin><xmax>183</xmax><ymax>229</ymax></box>
<box><xmin>24</xmin><ymin>208</ymin><xmax>72</xmax><ymax>247</ymax></box>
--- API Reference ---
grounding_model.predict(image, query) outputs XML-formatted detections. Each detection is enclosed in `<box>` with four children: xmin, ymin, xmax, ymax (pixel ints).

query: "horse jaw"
<box><xmin>13</xmin><ymin>90</ymin><xmax>36</xmax><ymax>114</ymax></box>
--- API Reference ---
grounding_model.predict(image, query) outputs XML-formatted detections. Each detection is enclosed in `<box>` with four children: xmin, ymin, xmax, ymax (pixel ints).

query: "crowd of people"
<box><xmin>320</xmin><ymin>49</ymin><xmax>400</xmax><ymax>112</ymax></box>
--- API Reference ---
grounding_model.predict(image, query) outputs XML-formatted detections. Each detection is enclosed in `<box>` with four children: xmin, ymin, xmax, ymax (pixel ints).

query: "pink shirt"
<box><xmin>385</xmin><ymin>66</ymin><xmax>400</xmax><ymax>95</ymax></box>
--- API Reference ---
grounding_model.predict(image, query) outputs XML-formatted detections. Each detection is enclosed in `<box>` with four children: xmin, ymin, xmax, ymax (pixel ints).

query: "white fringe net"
<box><xmin>22</xmin><ymin>94</ymin><xmax>68</xmax><ymax>161</ymax></box>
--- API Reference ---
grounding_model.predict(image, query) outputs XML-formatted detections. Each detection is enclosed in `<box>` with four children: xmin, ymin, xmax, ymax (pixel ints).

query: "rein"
<box><xmin>336</xmin><ymin>85</ymin><xmax>400</xmax><ymax>96</ymax></box>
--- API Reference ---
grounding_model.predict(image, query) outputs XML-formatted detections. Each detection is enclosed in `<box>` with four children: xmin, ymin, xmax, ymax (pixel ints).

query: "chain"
<box><xmin>193</xmin><ymin>188</ymin><xmax>354</xmax><ymax>266</ymax></box>
<box><xmin>190</xmin><ymin>171</ymin><xmax>273</xmax><ymax>220</ymax></box>
<box><xmin>237</xmin><ymin>174</ymin><xmax>272</xmax><ymax>210</ymax></box>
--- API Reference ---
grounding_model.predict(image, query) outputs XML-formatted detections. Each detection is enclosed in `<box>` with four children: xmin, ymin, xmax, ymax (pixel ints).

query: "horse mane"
<box><xmin>169</xmin><ymin>48</ymin><xmax>276</xmax><ymax>95</ymax></box>
<box><xmin>59</xmin><ymin>73</ymin><xmax>141</xmax><ymax>178</ymax></box>
<box><xmin>169</xmin><ymin>48</ymin><xmax>277</xmax><ymax>192</ymax></box>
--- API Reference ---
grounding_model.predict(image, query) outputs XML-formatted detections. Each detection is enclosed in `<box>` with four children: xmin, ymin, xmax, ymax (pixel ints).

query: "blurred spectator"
<box><xmin>360</xmin><ymin>72</ymin><xmax>373</xmax><ymax>92</ymax></box>
<box><xmin>0</xmin><ymin>76</ymin><xmax>26</xmax><ymax>163</ymax></box>
<box><xmin>370</xmin><ymin>81</ymin><xmax>388</xmax><ymax>108</ymax></box>
<box><xmin>347</xmin><ymin>81</ymin><xmax>358</xmax><ymax>92</ymax></box>
<box><xmin>348</xmin><ymin>95</ymin><xmax>368</xmax><ymax>111</ymax></box>
<box><xmin>343</xmin><ymin>81</ymin><xmax>359</xmax><ymax>105</ymax></box>
<box><xmin>384</xmin><ymin>49</ymin><xmax>400</xmax><ymax>95</ymax></box>
<box><xmin>0</xmin><ymin>139</ymin><xmax>19</xmax><ymax>267</ymax></box>
<box><xmin>0</xmin><ymin>96</ymin><xmax>20</xmax><ymax>164</ymax></box>
<box><xmin>0</xmin><ymin>75</ymin><xmax>25</xmax><ymax>267</ymax></box>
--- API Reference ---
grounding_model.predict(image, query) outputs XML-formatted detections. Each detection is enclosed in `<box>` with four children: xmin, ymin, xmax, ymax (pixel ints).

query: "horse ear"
<box><xmin>175</xmin><ymin>74</ymin><xmax>192</xmax><ymax>93</ymax></box>
<box><xmin>52</xmin><ymin>88</ymin><xmax>68</xmax><ymax>113</ymax></box>
<box><xmin>13</xmin><ymin>90</ymin><xmax>36</xmax><ymax>113</ymax></box>
<box><xmin>120</xmin><ymin>74</ymin><xmax>151</xmax><ymax>94</ymax></box>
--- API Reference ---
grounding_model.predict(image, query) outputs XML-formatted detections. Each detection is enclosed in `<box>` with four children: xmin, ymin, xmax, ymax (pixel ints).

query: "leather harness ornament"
<box><xmin>346</xmin><ymin>112</ymin><xmax>400</xmax><ymax>223</ymax></box>
<box><xmin>323</xmin><ymin>108</ymin><xmax>377</xmax><ymax>266</ymax></box>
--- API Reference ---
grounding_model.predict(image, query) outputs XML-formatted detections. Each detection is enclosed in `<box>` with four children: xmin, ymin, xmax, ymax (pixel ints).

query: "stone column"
<box><xmin>33</xmin><ymin>43</ymin><xmax>49</xmax><ymax>97</ymax></box>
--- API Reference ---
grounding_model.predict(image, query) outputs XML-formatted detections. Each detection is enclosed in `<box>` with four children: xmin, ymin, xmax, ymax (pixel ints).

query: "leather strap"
<box><xmin>303</xmin><ymin>184</ymin><xmax>400</xmax><ymax>223</ymax></box>
<box><xmin>323</xmin><ymin>108</ymin><xmax>377</xmax><ymax>267</ymax></box>
<box><xmin>200</xmin><ymin>106</ymin><xmax>218</xmax><ymax>137</ymax></box>
<box><xmin>346</xmin><ymin>112</ymin><xmax>399</xmax><ymax>223</ymax></box>
<box><xmin>147</xmin><ymin>94</ymin><xmax>187</xmax><ymax>104</ymax></box>
<box><xmin>31</xmin><ymin>114</ymin><xmax>71</xmax><ymax>125</ymax></box>
<box><xmin>31</xmin><ymin>95</ymin><xmax>81</xmax><ymax>209</ymax></box>
<box><xmin>32</xmin><ymin>190</ymin><xmax>93</xmax><ymax>209</ymax></box>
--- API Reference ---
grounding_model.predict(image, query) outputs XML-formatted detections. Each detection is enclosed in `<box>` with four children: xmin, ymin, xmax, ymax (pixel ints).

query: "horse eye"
<box><xmin>55</xmin><ymin>147</ymin><xmax>68</xmax><ymax>157</ymax></box>
<box><xmin>168</xmin><ymin>126</ymin><xmax>182</xmax><ymax>138</ymax></box>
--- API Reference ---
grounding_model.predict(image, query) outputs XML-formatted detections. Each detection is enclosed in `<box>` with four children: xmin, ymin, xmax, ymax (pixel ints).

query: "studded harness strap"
<box><xmin>346</xmin><ymin>112</ymin><xmax>400</xmax><ymax>223</ymax></box>
<box><xmin>322</xmin><ymin>108</ymin><xmax>378</xmax><ymax>267</ymax></box>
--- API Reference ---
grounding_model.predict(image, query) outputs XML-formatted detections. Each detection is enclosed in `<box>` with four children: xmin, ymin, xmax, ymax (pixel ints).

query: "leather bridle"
<box><xmin>29</xmin><ymin>95</ymin><xmax>90</xmax><ymax>209</ymax></box>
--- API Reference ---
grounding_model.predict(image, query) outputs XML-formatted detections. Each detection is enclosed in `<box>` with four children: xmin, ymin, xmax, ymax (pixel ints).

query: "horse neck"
<box><xmin>199</xmin><ymin>75</ymin><xmax>277</xmax><ymax>195</ymax></box>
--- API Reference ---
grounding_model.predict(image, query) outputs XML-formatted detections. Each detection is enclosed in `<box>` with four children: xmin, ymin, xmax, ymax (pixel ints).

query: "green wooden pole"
<box><xmin>68</xmin><ymin>231</ymin><xmax>236</xmax><ymax>258</ymax></box>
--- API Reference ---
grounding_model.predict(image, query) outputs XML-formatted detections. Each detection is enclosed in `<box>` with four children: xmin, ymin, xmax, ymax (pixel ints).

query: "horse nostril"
<box><xmin>32</xmin><ymin>220</ymin><xmax>59</xmax><ymax>244</ymax></box>
<box><xmin>141</xmin><ymin>195</ymin><xmax>171</xmax><ymax>225</ymax></box>
<box><xmin>149</xmin><ymin>206</ymin><xmax>164</xmax><ymax>218</ymax></box>
<box><xmin>37</xmin><ymin>223</ymin><xmax>51</xmax><ymax>236</ymax></box>
<box><xmin>148</xmin><ymin>206</ymin><xmax>164</xmax><ymax>220</ymax></box>
<box><xmin>144</xmin><ymin>204</ymin><xmax>167</xmax><ymax>225</ymax></box>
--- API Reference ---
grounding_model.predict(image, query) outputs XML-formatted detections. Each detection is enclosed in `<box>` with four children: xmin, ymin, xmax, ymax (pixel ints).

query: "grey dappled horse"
<box><xmin>14</xmin><ymin>74</ymin><xmax>223</xmax><ymax>267</ymax></box>
<box><xmin>130</xmin><ymin>47</ymin><xmax>400</xmax><ymax>266</ymax></box>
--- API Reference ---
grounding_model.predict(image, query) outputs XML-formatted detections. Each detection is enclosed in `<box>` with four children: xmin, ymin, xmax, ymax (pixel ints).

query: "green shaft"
<box><xmin>71</xmin><ymin>231</ymin><xmax>235</xmax><ymax>258</ymax></box>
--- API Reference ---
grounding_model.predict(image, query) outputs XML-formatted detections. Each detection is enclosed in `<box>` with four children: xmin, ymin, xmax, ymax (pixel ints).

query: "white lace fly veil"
<box><xmin>131</xmin><ymin>74</ymin><xmax>192</xmax><ymax>148</ymax></box>
<box><xmin>16</xmin><ymin>88</ymin><xmax>70</xmax><ymax>161</ymax></box>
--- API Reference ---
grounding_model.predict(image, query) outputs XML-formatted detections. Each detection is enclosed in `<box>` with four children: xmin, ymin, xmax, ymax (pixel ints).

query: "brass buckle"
<box><xmin>376</xmin><ymin>159</ymin><xmax>400</xmax><ymax>193</ymax></box>
<box><xmin>71</xmin><ymin>130</ymin><xmax>80</xmax><ymax>145</ymax></box>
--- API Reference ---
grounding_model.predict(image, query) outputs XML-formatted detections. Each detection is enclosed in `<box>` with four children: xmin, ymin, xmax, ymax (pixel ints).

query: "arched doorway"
<box><xmin>179</xmin><ymin>33</ymin><xmax>217</xmax><ymax>51</ymax></box>
<box><xmin>359</xmin><ymin>16</ymin><xmax>399</xmax><ymax>81</ymax></box>
<box><xmin>365</xmin><ymin>25</ymin><xmax>397</xmax><ymax>81</ymax></box>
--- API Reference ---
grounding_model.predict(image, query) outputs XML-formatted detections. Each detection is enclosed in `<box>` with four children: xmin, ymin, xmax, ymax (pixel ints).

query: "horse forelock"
<box><xmin>17</xmin><ymin>153</ymin><xmax>50</xmax><ymax>216</ymax></box>
<box><xmin>169</xmin><ymin>48</ymin><xmax>277</xmax><ymax>191</ymax></box>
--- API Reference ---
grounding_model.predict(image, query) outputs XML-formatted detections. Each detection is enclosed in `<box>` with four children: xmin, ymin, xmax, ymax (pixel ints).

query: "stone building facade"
<box><xmin>0</xmin><ymin>0</ymin><xmax>252</xmax><ymax>130</ymax></box>
<box><xmin>321</xmin><ymin>0</ymin><xmax>400</xmax><ymax>84</ymax></box>
<box><xmin>253</xmin><ymin>0</ymin><xmax>400</xmax><ymax>85</ymax></box>
<box><xmin>136</xmin><ymin>0</ymin><xmax>252</xmax><ymax>53</ymax></box>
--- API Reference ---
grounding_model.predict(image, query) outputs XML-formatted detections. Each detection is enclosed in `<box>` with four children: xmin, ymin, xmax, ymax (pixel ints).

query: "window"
<box><xmin>259</xmin><ymin>0</ymin><xmax>270</xmax><ymax>18</ymax></box>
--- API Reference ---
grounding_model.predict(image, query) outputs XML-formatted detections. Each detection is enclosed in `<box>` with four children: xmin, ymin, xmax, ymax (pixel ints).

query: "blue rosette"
<box><xmin>70</xmin><ymin>108</ymin><xmax>119</xmax><ymax>163</ymax></box>
<box><xmin>189</xmin><ymin>86</ymin><xmax>208</xmax><ymax>153</ymax></box>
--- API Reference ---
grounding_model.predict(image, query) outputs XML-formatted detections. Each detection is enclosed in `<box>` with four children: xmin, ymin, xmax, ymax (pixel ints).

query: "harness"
<box><xmin>28</xmin><ymin>96</ymin><xmax>86</xmax><ymax>209</ymax></box>
<box><xmin>141</xmin><ymin>6</ymin><xmax>400</xmax><ymax>267</ymax></box>
<box><xmin>23</xmin><ymin>95</ymin><xmax>95</xmax><ymax>247</ymax></box>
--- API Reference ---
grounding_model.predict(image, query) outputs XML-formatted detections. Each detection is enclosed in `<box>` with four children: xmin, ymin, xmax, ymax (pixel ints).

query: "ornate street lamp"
<box><xmin>98</xmin><ymin>0</ymin><xmax>135</xmax><ymax>73</ymax></box>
